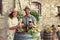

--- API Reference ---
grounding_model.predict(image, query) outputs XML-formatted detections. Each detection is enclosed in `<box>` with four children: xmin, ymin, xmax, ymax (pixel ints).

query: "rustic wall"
<box><xmin>15</xmin><ymin>0</ymin><xmax>60</xmax><ymax>29</ymax></box>
<box><xmin>2</xmin><ymin>0</ymin><xmax>14</xmax><ymax>15</ymax></box>
<box><xmin>0</xmin><ymin>0</ymin><xmax>60</xmax><ymax>40</ymax></box>
<box><xmin>39</xmin><ymin>0</ymin><xmax>60</xmax><ymax>29</ymax></box>
<box><xmin>0</xmin><ymin>0</ymin><xmax>14</xmax><ymax>40</ymax></box>
<box><xmin>0</xmin><ymin>16</ymin><xmax>8</xmax><ymax>40</ymax></box>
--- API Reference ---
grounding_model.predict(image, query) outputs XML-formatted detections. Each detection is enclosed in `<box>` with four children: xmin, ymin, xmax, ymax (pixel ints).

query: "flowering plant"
<box><xmin>17</xmin><ymin>27</ymin><xmax>41</xmax><ymax>40</ymax></box>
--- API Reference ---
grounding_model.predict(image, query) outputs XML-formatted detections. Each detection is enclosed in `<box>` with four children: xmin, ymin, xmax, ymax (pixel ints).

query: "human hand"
<box><xmin>18</xmin><ymin>23</ymin><xmax>25</xmax><ymax>28</ymax></box>
<box><xmin>29</xmin><ymin>23</ymin><xmax>36</xmax><ymax>28</ymax></box>
<box><xmin>17</xmin><ymin>23</ymin><xmax>22</xmax><ymax>28</ymax></box>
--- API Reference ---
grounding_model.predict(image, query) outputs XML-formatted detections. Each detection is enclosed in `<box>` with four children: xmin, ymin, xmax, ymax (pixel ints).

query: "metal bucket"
<box><xmin>14</xmin><ymin>32</ymin><xmax>41</xmax><ymax>40</ymax></box>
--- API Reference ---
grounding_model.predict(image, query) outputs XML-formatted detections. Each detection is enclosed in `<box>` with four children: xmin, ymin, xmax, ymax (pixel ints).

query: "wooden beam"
<box><xmin>14</xmin><ymin>0</ymin><xmax>15</xmax><ymax>8</ymax></box>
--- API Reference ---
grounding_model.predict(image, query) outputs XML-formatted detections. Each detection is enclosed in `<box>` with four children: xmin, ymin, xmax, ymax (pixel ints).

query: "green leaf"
<box><xmin>37</xmin><ymin>37</ymin><xmax>40</xmax><ymax>40</ymax></box>
<box><xmin>30</xmin><ymin>10</ymin><xmax>39</xmax><ymax>23</ymax></box>
<box><xmin>17</xmin><ymin>12</ymin><xmax>23</xmax><ymax>20</ymax></box>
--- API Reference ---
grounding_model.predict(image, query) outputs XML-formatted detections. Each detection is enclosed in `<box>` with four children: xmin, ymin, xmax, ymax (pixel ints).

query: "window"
<box><xmin>0</xmin><ymin>0</ymin><xmax>2</xmax><ymax>14</ymax></box>
<box><xmin>30</xmin><ymin>2</ymin><xmax>41</xmax><ymax>16</ymax></box>
<box><xmin>57</xmin><ymin>6</ymin><xmax>60</xmax><ymax>17</ymax></box>
<box><xmin>57</xmin><ymin>6</ymin><xmax>60</xmax><ymax>14</ymax></box>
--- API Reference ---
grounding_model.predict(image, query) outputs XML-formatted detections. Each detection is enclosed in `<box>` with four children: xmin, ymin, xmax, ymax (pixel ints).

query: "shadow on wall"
<box><xmin>0</xmin><ymin>0</ymin><xmax>2</xmax><ymax>15</ymax></box>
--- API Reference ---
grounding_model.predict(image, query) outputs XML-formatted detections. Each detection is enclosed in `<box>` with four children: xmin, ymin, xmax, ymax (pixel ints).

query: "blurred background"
<box><xmin>0</xmin><ymin>0</ymin><xmax>60</xmax><ymax>40</ymax></box>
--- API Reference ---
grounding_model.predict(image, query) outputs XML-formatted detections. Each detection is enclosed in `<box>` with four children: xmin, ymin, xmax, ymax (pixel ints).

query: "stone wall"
<box><xmin>0</xmin><ymin>0</ymin><xmax>60</xmax><ymax>40</ymax></box>
<box><xmin>39</xmin><ymin>0</ymin><xmax>60</xmax><ymax>29</ymax></box>
<box><xmin>0</xmin><ymin>16</ymin><xmax>8</xmax><ymax>40</ymax></box>
<box><xmin>0</xmin><ymin>0</ymin><xmax>14</xmax><ymax>40</ymax></box>
<box><xmin>15</xmin><ymin>0</ymin><xmax>60</xmax><ymax>29</ymax></box>
<box><xmin>2</xmin><ymin>0</ymin><xmax>14</xmax><ymax>15</ymax></box>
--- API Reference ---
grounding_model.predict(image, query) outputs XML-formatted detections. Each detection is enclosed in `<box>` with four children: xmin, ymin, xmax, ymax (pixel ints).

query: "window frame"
<box><xmin>31</xmin><ymin>2</ymin><xmax>41</xmax><ymax>16</ymax></box>
<box><xmin>57</xmin><ymin>6</ymin><xmax>60</xmax><ymax>17</ymax></box>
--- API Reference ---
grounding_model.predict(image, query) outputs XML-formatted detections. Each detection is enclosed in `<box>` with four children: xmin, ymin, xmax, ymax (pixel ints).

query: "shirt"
<box><xmin>22</xmin><ymin>14</ymin><xmax>36</xmax><ymax>31</ymax></box>
<box><xmin>22</xmin><ymin>14</ymin><xmax>36</xmax><ymax>26</ymax></box>
<box><xmin>8</xmin><ymin>17</ymin><xmax>18</xmax><ymax>28</ymax></box>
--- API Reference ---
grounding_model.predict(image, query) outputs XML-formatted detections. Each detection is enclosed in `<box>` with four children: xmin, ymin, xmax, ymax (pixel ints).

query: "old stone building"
<box><xmin>0</xmin><ymin>0</ymin><xmax>60</xmax><ymax>40</ymax></box>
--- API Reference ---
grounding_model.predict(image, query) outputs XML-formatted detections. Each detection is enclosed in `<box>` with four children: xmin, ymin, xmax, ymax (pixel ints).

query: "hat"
<box><xmin>13</xmin><ymin>8</ymin><xmax>18</xmax><ymax>12</ymax></box>
<box><xmin>24</xmin><ymin>6</ymin><xmax>30</xmax><ymax>11</ymax></box>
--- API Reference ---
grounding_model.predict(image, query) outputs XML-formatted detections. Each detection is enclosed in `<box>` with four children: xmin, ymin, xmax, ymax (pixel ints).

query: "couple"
<box><xmin>7</xmin><ymin>6</ymin><xmax>39</xmax><ymax>40</ymax></box>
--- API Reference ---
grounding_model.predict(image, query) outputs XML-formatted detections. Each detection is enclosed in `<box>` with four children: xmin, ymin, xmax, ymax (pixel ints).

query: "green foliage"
<box><xmin>57</xmin><ymin>30</ymin><xmax>60</xmax><ymax>36</ymax></box>
<box><xmin>30</xmin><ymin>10</ymin><xmax>39</xmax><ymax>23</ymax></box>
<box><xmin>17</xmin><ymin>12</ymin><xmax>23</xmax><ymax>21</ymax></box>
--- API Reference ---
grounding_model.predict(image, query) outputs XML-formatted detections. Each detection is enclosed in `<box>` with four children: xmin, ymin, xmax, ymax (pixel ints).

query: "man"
<box><xmin>22</xmin><ymin>6</ymin><xmax>37</xmax><ymax>32</ymax></box>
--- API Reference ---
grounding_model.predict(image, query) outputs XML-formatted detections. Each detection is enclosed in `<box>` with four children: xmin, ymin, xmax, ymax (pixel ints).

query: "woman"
<box><xmin>7</xmin><ymin>8</ymin><xmax>20</xmax><ymax>40</ymax></box>
<box><xmin>14</xmin><ymin>6</ymin><xmax>40</xmax><ymax>40</ymax></box>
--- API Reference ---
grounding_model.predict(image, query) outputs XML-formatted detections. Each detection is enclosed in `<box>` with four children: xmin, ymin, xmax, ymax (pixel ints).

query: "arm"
<box><xmin>30</xmin><ymin>16</ymin><xmax>37</xmax><ymax>28</ymax></box>
<box><xmin>9</xmin><ymin>25</ymin><xmax>18</xmax><ymax>30</ymax></box>
<box><xmin>30</xmin><ymin>23</ymin><xmax>37</xmax><ymax>28</ymax></box>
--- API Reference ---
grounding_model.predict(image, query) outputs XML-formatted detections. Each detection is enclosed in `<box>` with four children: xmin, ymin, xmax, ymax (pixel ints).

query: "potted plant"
<box><xmin>30</xmin><ymin>10</ymin><xmax>39</xmax><ymax>23</ymax></box>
